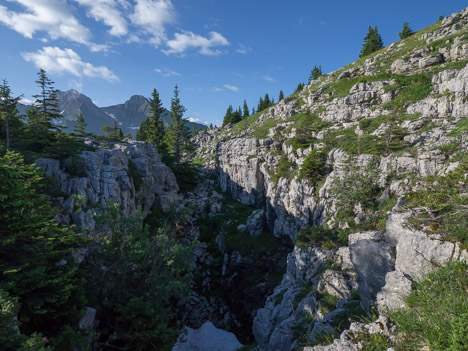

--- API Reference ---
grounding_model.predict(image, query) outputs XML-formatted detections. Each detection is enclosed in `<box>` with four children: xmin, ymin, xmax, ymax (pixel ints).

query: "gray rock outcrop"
<box><xmin>172</xmin><ymin>321</ymin><xmax>243</xmax><ymax>351</ymax></box>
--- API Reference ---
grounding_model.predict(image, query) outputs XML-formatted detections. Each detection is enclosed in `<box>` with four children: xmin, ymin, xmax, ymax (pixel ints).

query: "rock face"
<box><xmin>190</xmin><ymin>5</ymin><xmax>468</xmax><ymax>350</ymax></box>
<box><xmin>172</xmin><ymin>321</ymin><xmax>243</xmax><ymax>351</ymax></box>
<box><xmin>36</xmin><ymin>140</ymin><xmax>179</xmax><ymax>234</ymax></box>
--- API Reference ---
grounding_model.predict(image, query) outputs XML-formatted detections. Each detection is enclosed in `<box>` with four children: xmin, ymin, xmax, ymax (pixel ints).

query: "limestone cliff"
<box><xmin>192</xmin><ymin>7</ymin><xmax>468</xmax><ymax>350</ymax></box>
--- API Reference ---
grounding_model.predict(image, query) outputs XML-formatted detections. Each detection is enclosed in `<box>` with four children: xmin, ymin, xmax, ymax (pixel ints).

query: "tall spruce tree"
<box><xmin>279</xmin><ymin>90</ymin><xmax>284</xmax><ymax>101</ymax></box>
<box><xmin>222</xmin><ymin>105</ymin><xmax>234</xmax><ymax>127</ymax></box>
<box><xmin>399</xmin><ymin>21</ymin><xmax>414</xmax><ymax>39</ymax></box>
<box><xmin>0</xmin><ymin>151</ymin><xmax>87</xmax><ymax>342</ymax></box>
<box><xmin>360</xmin><ymin>26</ymin><xmax>384</xmax><ymax>58</ymax></box>
<box><xmin>242</xmin><ymin>100</ymin><xmax>249</xmax><ymax>118</ymax></box>
<box><xmin>166</xmin><ymin>85</ymin><xmax>188</xmax><ymax>164</ymax></box>
<box><xmin>0</xmin><ymin>80</ymin><xmax>22</xmax><ymax>149</ymax></box>
<box><xmin>33</xmin><ymin>69</ymin><xmax>62</xmax><ymax>132</ymax></box>
<box><xmin>73</xmin><ymin>112</ymin><xmax>88</xmax><ymax>137</ymax></box>
<box><xmin>295</xmin><ymin>82</ymin><xmax>305</xmax><ymax>93</ymax></box>
<box><xmin>148</xmin><ymin>88</ymin><xmax>165</xmax><ymax>153</ymax></box>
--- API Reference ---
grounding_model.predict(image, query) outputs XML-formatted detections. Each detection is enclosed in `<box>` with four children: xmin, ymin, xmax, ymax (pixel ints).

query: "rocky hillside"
<box><xmin>190</xmin><ymin>7</ymin><xmax>468</xmax><ymax>351</ymax></box>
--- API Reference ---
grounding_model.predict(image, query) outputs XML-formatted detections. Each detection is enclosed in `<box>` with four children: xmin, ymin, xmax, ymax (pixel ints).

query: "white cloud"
<box><xmin>72</xmin><ymin>0</ymin><xmax>128</xmax><ymax>37</ymax></box>
<box><xmin>236</xmin><ymin>44</ymin><xmax>252</xmax><ymax>54</ymax></box>
<box><xmin>0</xmin><ymin>0</ymin><xmax>92</xmax><ymax>46</ymax></box>
<box><xmin>263</xmin><ymin>74</ymin><xmax>275</xmax><ymax>82</ymax></box>
<box><xmin>223</xmin><ymin>84</ymin><xmax>239</xmax><ymax>92</ymax></box>
<box><xmin>211</xmin><ymin>87</ymin><xmax>223</xmax><ymax>92</ymax></box>
<box><xmin>163</xmin><ymin>31</ymin><xmax>229</xmax><ymax>56</ymax></box>
<box><xmin>130</xmin><ymin>0</ymin><xmax>176</xmax><ymax>47</ymax></box>
<box><xmin>20</xmin><ymin>98</ymin><xmax>34</xmax><ymax>105</ymax></box>
<box><xmin>22</xmin><ymin>46</ymin><xmax>119</xmax><ymax>82</ymax></box>
<box><xmin>188</xmin><ymin>117</ymin><xmax>209</xmax><ymax>125</ymax></box>
<box><xmin>155</xmin><ymin>67</ymin><xmax>181</xmax><ymax>76</ymax></box>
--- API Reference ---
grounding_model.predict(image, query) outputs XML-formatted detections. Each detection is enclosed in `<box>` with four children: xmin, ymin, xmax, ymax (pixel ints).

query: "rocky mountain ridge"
<box><xmin>18</xmin><ymin>90</ymin><xmax>207</xmax><ymax>136</ymax></box>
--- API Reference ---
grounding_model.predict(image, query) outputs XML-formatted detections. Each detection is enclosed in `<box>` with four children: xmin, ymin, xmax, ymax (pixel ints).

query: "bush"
<box><xmin>295</xmin><ymin>225</ymin><xmax>347</xmax><ymax>249</ymax></box>
<box><xmin>299</xmin><ymin>149</ymin><xmax>327</xmax><ymax>186</ymax></box>
<box><xmin>85</xmin><ymin>204</ymin><xmax>193</xmax><ymax>350</ymax></box>
<box><xmin>272</xmin><ymin>154</ymin><xmax>296</xmax><ymax>185</ymax></box>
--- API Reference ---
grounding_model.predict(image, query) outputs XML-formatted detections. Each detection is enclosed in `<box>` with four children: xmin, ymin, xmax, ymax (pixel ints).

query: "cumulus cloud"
<box><xmin>187</xmin><ymin>117</ymin><xmax>209</xmax><ymax>125</ymax></box>
<box><xmin>164</xmin><ymin>31</ymin><xmax>229</xmax><ymax>56</ymax></box>
<box><xmin>22</xmin><ymin>46</ymin><xmax>119</xmax><ymax>82</ymax></box>
<box><xmin>0</xmin><ymin>0</ymin><xmax>92</xmax><ymax>46</ymax></box>
<box><xmin>73</xmin><ymin>0</ymin><xmax>128</xmax><ymax>37</ymax></box>
<box><xmin>223</xmin><ymin>84</ymin><xmax>239</xmax><ymax>92</ymax></box>
<box><xmin>130</xmin><ymin>0</ymin><xmax>176</xmax><ymax>46</ymax></box>
<box><xmin>155</xmin><ymin>67</ymin><xmax>181</xmax><ymax>76</ymax></box>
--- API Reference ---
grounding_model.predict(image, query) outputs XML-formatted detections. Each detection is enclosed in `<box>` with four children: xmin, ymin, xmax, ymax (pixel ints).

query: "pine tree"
<box><xmin>0</xmin><ymin>151</ymin><xmax>87</xmax><ymax>340</ymax></box>
<box><xmin>112</xmin><ymin>119</ymin><xmax>120</xmax><ymax>140</ymax></box>
<box><xmin>242</xmin><ymin>100</ymin><xmax>249</xmax><ymax>118</ymax></box>
<box><xmin>222</xmin><ymin>105</ymin><xmax>234</xmax><ymax>127</ymax></box>
<box><xmin>257</xmin><ymin>97</ymin><xmax>264</xmax><ymax>112</ymax></box>
<box><xmin>148</xmin><ymin>88</ymin><xmax>165</xmax><ymax>153</ymax></box>
<box><xmin>32</xmin><ymin>69</ymin><xmax>62</xmax><ymax>132</ymax></box>
<box><xmin>166</xmin><ymin>85</ymin><xmax>188</xmax><ymax>164</ymax></box>
<box><xmin>251</xmin><ymin>107</ymin><xmax>256</xmax><ymax>115</ymax></box>
<box><xmin>136</xmin><ymin>117</ymin><xmax>151</xmax><ymax>141</ymax></box>
<box><xmin>309</xmin><ymin>65</ymin><xmax>322</xmax><ymax>83</ymax></box>
<box><xmin>0</xmin><ymin>80</ymin><xmax>22</xmax><ymax>149</ymax></box>
<box><xmin>399</xmin><ymin>21</ymin><xmax>414</xmax><ymax>39</ymax></box>
<box><xmin>279</xmin><ymin>90</ymin><xmax>284</xmax><ymax>101</ymax></box>
<box><xmin>264</xmin><ymin>93</ymin><xmax>271</xmax><ymax>108</ymax></box>
<box><xmin>295</xmin><ymin>82</ymin><xmax>305</xmax><ymax>93</ymax></box>
<box><xmin>73</xmin><ymin>112</ymin><xmax>88</xmax><ymax>137</ymax></box>
<box><xmin>360</xmin><ymin>26</ymin><xmax>384</xmax><ymax>58</ymax></box>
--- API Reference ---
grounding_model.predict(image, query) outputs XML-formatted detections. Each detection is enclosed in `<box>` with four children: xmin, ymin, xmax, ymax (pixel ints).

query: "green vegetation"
<box><xmin>0</xmin><ymin>151</ymin><xmax>88</xmax><ymax>349</ymax></box>
<box><xmin>399</xmin><ymin>21</ymin><xmax>414</xmax><ymax>39</ymax></box>
<box><xmin>390</xmin><ymin>261</ymin><xmax>468</xmax><ymax>350</ymax></box>
<box><xmin>405</xmin><ymin>157</ymin><xmax>468</xmax><ymax>246</ymax></box>
<box><xmin>309</xmin><ymin>65</ymin><xmax>323</xmax><ymax>83</ymax></box>
<box><xmin>360</xmin><ymin>26</ymin><xmax>384</xmax><ymax>58</ymax></box>
<box><xmin>296</xmin><ymin>225</ymin><xmax>346</xmax><ymax>250</ymax></box>
<box><xmin>85</xmin><ymin>203</ymin><xmax>193</xmax><ymax>350</ymax></box>
<box><xmin>299</xmin><ymin>149</ymin><xmax>328</xmax><ymax>188</ymax></box>
<box><xmin>272</xmin><ymin>154</ymin><xmax>296</xmax><ymax>185</ymax></box>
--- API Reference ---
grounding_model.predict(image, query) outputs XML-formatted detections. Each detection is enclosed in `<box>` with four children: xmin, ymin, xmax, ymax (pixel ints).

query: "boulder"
<box><xmin>172</xmin><ymin>321</ymin><xmax>242</xmax><ymax>351</ymax></box>
<box><xmin>247</xmin><ymin>209</ymin><xmax>265</xmax><ymax>236</ymax></box>
<box><xmin>349</xmin><ymin>240</ymin><xmax>395</xmax><ymax>304</ymax></box>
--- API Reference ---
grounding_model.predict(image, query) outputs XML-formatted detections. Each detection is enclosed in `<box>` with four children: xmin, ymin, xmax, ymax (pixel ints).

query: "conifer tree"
<box><xmin>148</xmin><ymin>88</ymin><xmax>165</xmax><ymax>153</ymax></box>
<box><xmin>279</xmin><ymin>90</ymin><xmax>284</xmax><ymax>101</ymax></box>
<box><xmin>309</xmin><ymin>65</ymin><xmax>322</xmax><ymax>83</ymax></box>
<box><xmin>264</xmin><ymin>93</ymin><xmax>271</xmax><ymax>108</ymax></box>
<box><xmin>251</xmin><ymin>107</ymin><xmax>256</xmax><ymax>115</ymax></box>
<box><xmin>295</xmin><ymin>82</ymin><xmax>305</xmax><ymax>93</ymax></box>
<box><xmin>257</xmin><ymin>97</ymin><xmax>264</xmax><ymax>112</ymax></box>
<box><xmin>73</xmin><ymin>112</ymin><xmax>88</xmax><ymax>137</ymax></box>
<box><xmin>399</xmin><ymin>21</ymin><xmax>414</xmax><ymax>39</ymax></box>
<box><xmin>33</xmin><ymin>69</ymin><xmax>62</xmax><ymax>132</ymax></box>
<box><xmin>0</xmin><ymin>80</ymin><xmax>22</xmax><ymax>149</ymax></box>
<box><xmin>360</xmin><ymin>26</ymin><xmax>384</xmax><ymax>58</ymax></box>
<box><xmin>243</xmin><ymin>100</ymin><xmax>249</xmax><ymax>118</ymax></box>
<box><xmin>222</xmin><ymin>105</ymin><xmax>234</xmax><ymax>127</ymax></box>
<box><xmin>0</xmin><ymin>151</ymin><xmax>87</xmax><ymax>341</ymax></box>
<box><xmin>166</xmin><ymin>85</ymin><xmax>188</xmax><ymax>164</ymax></box>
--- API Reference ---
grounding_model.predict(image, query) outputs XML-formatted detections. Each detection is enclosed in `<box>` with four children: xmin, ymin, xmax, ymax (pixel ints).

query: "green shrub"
<box><xmin>299</xmin><ymin>149</ymin><xmax>327</xmax><ymax>186</ymax></box>
<box><xmin>272</xmin><ymin>154</ymin><xmax>296</xmax><ymax>185</ymax></box>
<box><xmin>295</xmin><ymin>225</ymin><xmax>347</xmax><ymax>249</ymax></box>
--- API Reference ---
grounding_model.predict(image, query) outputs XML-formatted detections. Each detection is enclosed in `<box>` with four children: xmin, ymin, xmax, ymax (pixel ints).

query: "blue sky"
<box><xmin>1</xmin><ymin>1</ymin><xmax>467</xmax><ymax>126</ymax></box>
